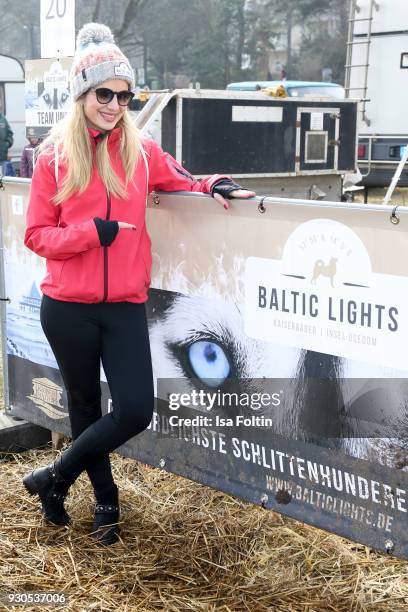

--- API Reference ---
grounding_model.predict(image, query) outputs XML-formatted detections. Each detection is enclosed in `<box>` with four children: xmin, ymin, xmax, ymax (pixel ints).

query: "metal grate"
<box><xmin>305</xmin><ymin>131</ymin><xmax>328</xmax><ymax>164</ymax></box>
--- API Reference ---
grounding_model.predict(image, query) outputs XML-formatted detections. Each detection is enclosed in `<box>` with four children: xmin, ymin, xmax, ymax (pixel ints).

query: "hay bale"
<box><xmin>1</xmin><ymin>446</ymin><xmax>407</xmax><ymax>611</ymax></box>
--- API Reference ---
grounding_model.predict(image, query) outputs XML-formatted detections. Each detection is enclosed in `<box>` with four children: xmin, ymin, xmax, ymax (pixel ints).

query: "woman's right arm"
<box><xmin>24</xmin><ymin>152</ymin><xmax>101</xmax><ymax>260</ymax></box>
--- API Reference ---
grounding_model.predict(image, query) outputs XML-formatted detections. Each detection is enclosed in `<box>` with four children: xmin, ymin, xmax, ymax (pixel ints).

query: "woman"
<box><xmin>22</xmin><ymin>23</ymin><xmax>255</xmax><ymax>546</ymax></box>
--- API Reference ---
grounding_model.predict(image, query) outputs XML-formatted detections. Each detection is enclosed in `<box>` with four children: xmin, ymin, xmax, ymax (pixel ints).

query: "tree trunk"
<box><xmin>92</xmin><ymin>0</ymin><xmax>102</xmax><ymax>22</ymax></box>
<box><xmin>286</xmin><ymin>8</ymin><xmax>293</xmax><ymax>77</ymax></box>
<box><xmin>143</xmin><ymin>36</ymin><xmax>148</xmax><ymax>87</ymax></box>
<box><xmin>235</xmin><ymin>1</ymin><xmax>246</xmax><ymax>73</ymax></box>
<box><xmin>224</xmin><ymin>40</ymin><xmax>230</xmax><ymax>86</ymax></box>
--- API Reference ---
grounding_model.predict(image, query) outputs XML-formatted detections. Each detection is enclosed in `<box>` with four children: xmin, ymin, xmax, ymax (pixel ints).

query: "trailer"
<box><xmin>0</xmin><ymin>54</ymin><xmax>25</xmax><ymax>168</ymax></box>
<box><xmin>135</xmin><ymin>88</ymin><xmax>358</xmax><ymax>201</ymax></box>
<box><xmin>345</xmin><ymin>0</ymin><xmax>408</xmax><ymax>186</ymax></box>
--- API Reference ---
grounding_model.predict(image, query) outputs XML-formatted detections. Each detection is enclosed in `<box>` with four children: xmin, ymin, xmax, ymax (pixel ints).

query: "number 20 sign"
<box><xmin>40</xmin><ymin>0</ymin><xmax>75</xmax><ymax>59</ymax></box>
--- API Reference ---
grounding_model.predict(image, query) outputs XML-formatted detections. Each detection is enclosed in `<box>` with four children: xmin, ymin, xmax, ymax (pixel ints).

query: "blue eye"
<box><xmin>188</xmin><ymin>341</ymin><xmax>230</xmax><ymax>387</ymax></box>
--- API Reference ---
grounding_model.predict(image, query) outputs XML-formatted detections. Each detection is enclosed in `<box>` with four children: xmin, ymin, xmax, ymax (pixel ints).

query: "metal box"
<box><xmin>156</xmin><ymin>90</ymin><xmax>358</xmax><ymax>178</ymax></box>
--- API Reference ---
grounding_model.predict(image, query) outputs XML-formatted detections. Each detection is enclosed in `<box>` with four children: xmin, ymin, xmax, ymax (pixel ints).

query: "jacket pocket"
<box><xmin>56</xmin><ymin>251</ymin><xmax>103</xmax><ymax>301</ymax></box>
<box><xmin>46</xmin><ymin>259</ymin><xmax>65</xmax><ymax>285</ymax></box>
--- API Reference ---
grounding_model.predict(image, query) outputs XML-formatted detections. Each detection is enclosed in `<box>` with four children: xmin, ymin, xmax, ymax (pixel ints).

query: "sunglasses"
<box><xmin>93</xmin><ymin>87</ymin><xmax>135</xmax><ymax>106</ymax></box>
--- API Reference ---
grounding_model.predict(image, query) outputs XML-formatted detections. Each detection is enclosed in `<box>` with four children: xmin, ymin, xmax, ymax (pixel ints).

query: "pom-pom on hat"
<box><xmin>69</xmin><ymin>23</ymin><xmax>135</xmax><ymax>101</ymax></box>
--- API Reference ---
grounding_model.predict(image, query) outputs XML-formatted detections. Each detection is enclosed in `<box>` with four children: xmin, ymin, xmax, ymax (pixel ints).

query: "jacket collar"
<box><xmin>87</xmin><ymin>126</ymin><xmax>122</xmax><ymax>144</ymax></box>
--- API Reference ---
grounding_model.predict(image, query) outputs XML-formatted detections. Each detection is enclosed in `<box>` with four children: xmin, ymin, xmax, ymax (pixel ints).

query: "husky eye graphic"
<box><xmin>58</xmin><ymin>90</ymin><xmax>70</xmax><ymax>107</ymax></box>
<box><xmin>39</xmin><ymin>88</ymin><xmax>71</xmax><ymax>110</ymax></box>
<box><xmin>187</xmin><ymin>340</ymin><xmax>231</xmax><ymax>387</ymax></box>
<box><xmin>147</xmin><ymin>290</ymin><xmax>408</xmax><ymax>468</ymax></box>
<box><xmin>39</xmin><ymin>91</ymin><xmax>53</xmax><ymax>109</ymax></box>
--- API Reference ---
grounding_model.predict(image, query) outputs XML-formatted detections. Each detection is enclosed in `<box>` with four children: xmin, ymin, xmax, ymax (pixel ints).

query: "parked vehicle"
<box><xmin>0</xmin><ymin>54</ymin><xmax>25</xmax><ymax>171</ymax></box>
<box><xmin>134</xmin><ymin>88</ymin><xmax>357</xmax><ymax>201</ymax></box>
<box><xmin>345</xmin><ymin>0</ymin><xmax>408</xmax><ymax>186</ymax></box>
<box><xmin>226</xmin><ymin>80</ymin><xmax>345</xmax><ymax>99</ymax></box>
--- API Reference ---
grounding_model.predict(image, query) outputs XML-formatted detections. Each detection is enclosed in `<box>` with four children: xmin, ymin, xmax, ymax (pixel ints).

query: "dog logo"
<box><xmin>311</xmin><ymin>257</ymin><xmax>337</xmax><ymax>287</ymax></box>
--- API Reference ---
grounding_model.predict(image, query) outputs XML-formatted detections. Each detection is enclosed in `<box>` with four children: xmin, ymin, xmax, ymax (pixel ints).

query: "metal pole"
<box><xmin>344</xmin><ymin>0</ymin><xmax>356</xmax><ymax>96</ymax></box>
<box><xmin>383</xmin><ymin>146</ymin><xmax>408</xmax><ymax>206</ymax></box>
<box><xmin>361</xmin><ymin>0</ymin><xmax>375</xmax><ymax>125</ymax></box>
<box><xmin>0</xmin><ymin>183</ymin><xmax>10</xmax><ymax>411</ymax></box>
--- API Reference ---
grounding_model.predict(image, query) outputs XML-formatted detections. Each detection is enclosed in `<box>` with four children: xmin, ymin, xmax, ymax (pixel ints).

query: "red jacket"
<box><xmin>24</xmin><ymin>127</ymin><xmax>229</xmax><ymax>303</ymax></box>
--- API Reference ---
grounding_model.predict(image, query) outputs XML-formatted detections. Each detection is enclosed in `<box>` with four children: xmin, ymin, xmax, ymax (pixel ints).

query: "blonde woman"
<box><xmin>22</xmin><ymin>23</ymin><xmax>255</xmax><ymax>545</ymax></box>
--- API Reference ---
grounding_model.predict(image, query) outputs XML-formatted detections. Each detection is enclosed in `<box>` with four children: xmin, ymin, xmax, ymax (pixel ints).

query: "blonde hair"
<box><xmin>39</xmin><ymin>98</ymin><xmax>141</xmax><ymax>204</ymax></box>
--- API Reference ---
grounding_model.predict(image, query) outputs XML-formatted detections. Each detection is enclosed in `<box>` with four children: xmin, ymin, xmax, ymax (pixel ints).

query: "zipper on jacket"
<box><xmin>102</xmin><ymin>190</ymin><xmax>111</xmax><ymax>302</ymax></box>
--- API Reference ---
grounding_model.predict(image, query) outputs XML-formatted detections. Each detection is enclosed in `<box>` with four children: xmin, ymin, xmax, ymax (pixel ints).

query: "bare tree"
<box><xmin>0</xmin><ymin>0</ymin><xmax>349</xmax><ymax>87</ymax></box>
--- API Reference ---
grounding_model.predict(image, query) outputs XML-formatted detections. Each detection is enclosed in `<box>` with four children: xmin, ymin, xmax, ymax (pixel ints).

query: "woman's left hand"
<box><xmin>211</xmin><ymin>179</ymin><xmax>256</xmax><ymax>210</ymax></box>
<box><xmin>213</xmin><ymin>189</ymin><xmax>256</xmax><ymax>210</ymax></box>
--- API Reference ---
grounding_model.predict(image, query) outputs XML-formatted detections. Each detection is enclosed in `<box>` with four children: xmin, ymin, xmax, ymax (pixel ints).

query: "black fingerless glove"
<box><xmin>211</xmin><ymin>179</ymin><xmax>245</xmax><ymax>199</ymax></box>
<box><xmin>94</xmin><ymin>217</ymin><xmax>119</xmax><ymax>246</ymax></box>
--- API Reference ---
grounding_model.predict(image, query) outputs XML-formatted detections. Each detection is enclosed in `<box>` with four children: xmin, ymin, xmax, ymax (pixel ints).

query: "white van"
<box><xmin>0</xmin><ymin>54</ymin><xmax>25</xmax><ymax>169</ymax></box>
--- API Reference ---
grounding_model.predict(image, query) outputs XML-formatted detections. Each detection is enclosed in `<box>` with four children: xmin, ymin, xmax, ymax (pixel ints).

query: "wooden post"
<box><xmin>51</xmin><ymin>431</ymin><xmax>66</xmax><ymax>450</ymax></box>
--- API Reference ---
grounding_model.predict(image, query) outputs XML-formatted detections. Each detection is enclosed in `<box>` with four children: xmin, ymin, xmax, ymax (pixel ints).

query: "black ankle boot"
<box><xmin>22</xmin><ymin>459</ymin><xmax>74</xmax><ymax>526</ymax></box>
<box><xmin>91</xmin><ymin>503</ymin><xmax>121</xmax><ymax>545</ymax></box>
<box><xmin>91</xmin><ymin>484</ymin><xmax>120</xmax><ymax>545</ymax></box>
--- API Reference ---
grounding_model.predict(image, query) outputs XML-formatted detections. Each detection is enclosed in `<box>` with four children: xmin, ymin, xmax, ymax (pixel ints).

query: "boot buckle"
<box><xmin>51</xmin><ymin>491</ymin><xmax>67</xmax><ymax>500</ymax></box>
<box><xmin>48</xmin><ymin>464</ymin><xmax>57</xmax><ymax>479</ymax></box>
<box><xmin>95</xmin><ymin>503</ymin><xmax>119</xmax><ymax>513</ymax></box>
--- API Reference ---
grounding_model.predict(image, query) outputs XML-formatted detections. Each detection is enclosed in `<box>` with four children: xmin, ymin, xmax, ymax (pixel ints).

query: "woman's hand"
<box><xmin>94</xmin><ymin>217</ymin><xmax>136</xmax><ymax>247</ymax></box>
<box><xmin>211</xmin><ymin>179</ymin><xmax>256</xmax><ymax>210</ymax></box>
<box><xmin>212</xmin><ymin>189</ymin><xmax>256</xmax><ymax>210</ymax></box>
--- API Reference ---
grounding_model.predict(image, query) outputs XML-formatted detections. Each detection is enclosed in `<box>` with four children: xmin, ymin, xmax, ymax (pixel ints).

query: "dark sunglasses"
<box><xmin>93</xmin><ymin>87</ymin><xmax>135</xmax><ymax>106</ymax></box>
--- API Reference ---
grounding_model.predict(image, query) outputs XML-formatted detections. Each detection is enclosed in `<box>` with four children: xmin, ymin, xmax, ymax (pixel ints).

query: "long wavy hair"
<box><xmin>38</xmin><ymin>97</ymin><xmax>141</xmax><ymax>204</ymax></box>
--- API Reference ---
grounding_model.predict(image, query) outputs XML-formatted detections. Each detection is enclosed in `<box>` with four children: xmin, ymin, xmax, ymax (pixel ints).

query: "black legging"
<box><xmin>40</xmin><ymin>294</ymin><xmax>154</xmax><ymax>494</ymax></box>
